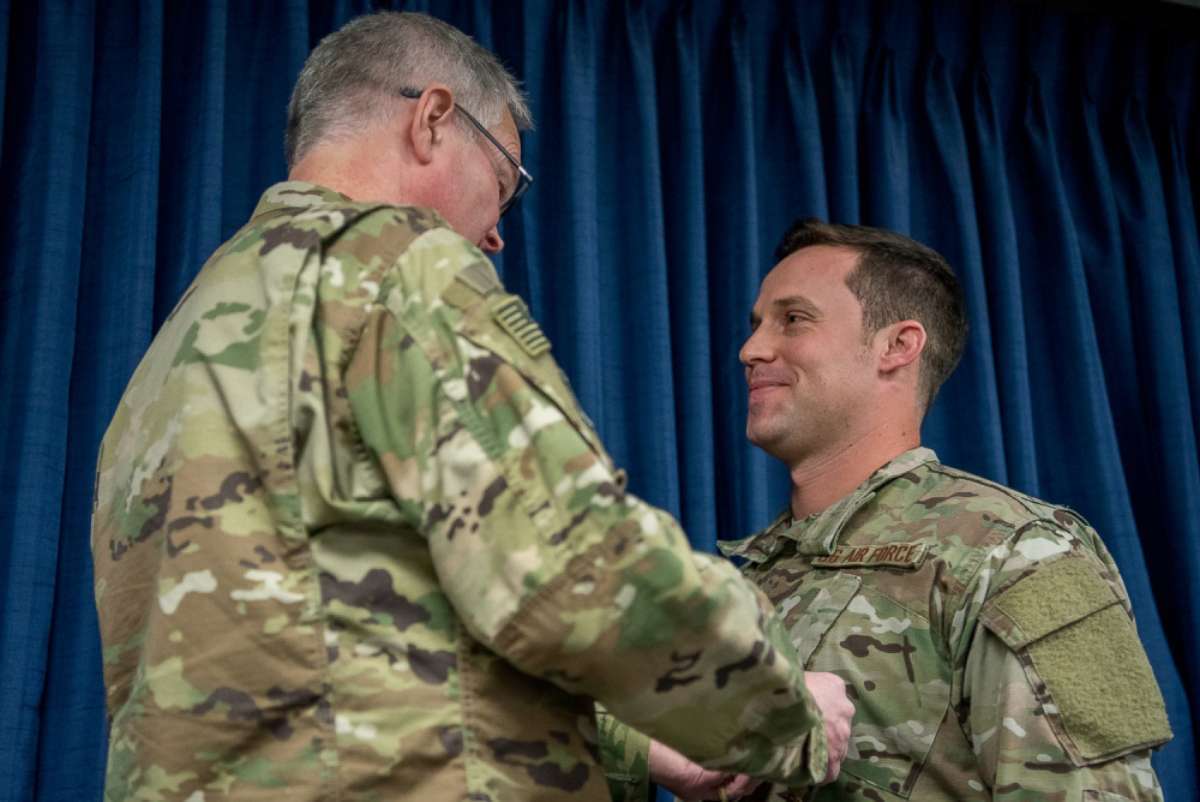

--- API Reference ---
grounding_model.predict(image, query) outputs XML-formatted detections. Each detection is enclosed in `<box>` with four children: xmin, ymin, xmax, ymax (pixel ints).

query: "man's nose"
<box><xmin>739</xmin><ymin>326</ymin><xmax>771</xmax><ymax>366</ymax></box>
<box><xmin>480</xmin><ymin>226</ymin><xmax>504</xmax><ymax>254</ymax></box>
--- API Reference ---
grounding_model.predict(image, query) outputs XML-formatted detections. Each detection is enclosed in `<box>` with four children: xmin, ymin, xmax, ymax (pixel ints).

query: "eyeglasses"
<box><xmin>397</xmin><ymin>87</ymin><xmax>532</xmax><ymax>216</ymax></box>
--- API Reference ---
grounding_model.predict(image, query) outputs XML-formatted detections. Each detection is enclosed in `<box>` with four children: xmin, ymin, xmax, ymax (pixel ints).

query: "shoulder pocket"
<box><xmin>442</xmin><ymin>280</ymin><xmax>617</xmax><ymax>476</ymax></box>
<box><xmin>980</xmin><ymin>556</ymin><xmax>1172</xmax><ymax>765</ymax></box>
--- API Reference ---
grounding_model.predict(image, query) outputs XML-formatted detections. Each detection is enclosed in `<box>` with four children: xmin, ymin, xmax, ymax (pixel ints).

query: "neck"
<box><xmin>787</xmin><ymin>418</ymin><xmax>920</xmax><ymax>519</ymax></box>
<box><xmin>289</xmin><ymin>130</ymin><xmax>411</xmax><ymax>206</ymax></box>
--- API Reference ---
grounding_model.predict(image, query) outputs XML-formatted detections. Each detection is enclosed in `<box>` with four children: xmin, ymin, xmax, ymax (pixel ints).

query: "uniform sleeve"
<box><xmin>959</xmin><ymin>523</ymin><xmax>1170</xmax><ymax>800</ymax></box>
<box><xmin>596</xmin><ymin>706</ymin><xmax>652</xmax><ymax>802</ymax></box>
<box><xmin>344</xmin><ymin>228</ymin><xmax>828</xmax><ymax>786</ymax></box>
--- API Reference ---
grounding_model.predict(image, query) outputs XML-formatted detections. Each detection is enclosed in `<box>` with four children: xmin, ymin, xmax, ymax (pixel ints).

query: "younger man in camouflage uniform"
<box><xmin>90</xmin><ymin>13</ymin><xmax>856</xmax><ymax>802</ymax></box>
<box><xmin>606</xmin><ymin>220</ymin><xmax>1172</xmax><ymax>801</ymax></box>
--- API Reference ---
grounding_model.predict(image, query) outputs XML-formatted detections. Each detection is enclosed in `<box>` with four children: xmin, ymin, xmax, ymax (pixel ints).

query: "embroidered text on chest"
<box><xmin>812</xmin><ymin>542</ymin><xmax>927</xmax><ymax>569</ymax></box>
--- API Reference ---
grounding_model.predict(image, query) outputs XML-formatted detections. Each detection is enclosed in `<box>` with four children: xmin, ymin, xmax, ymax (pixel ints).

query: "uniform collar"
<box><xmin>250</xmin><ymin>181</ymin><xmax>353</xmax><ymax>220</ymax></box>
<box><xmin>719</xmin><ymin>447</ymin><xmax>939</xmax><ymax>563</ymax></box>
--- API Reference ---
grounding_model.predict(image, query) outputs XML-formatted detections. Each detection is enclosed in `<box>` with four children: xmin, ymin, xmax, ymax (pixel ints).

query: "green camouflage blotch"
<box><xmin>93</xmin><ymin>182</ymin><xmax>830</xmax><ymax>802</ymax></box>
<box><xmin>603</xmin><ymin>448</ymin><xmax>1170</xmax><ymax>802</ymax></box>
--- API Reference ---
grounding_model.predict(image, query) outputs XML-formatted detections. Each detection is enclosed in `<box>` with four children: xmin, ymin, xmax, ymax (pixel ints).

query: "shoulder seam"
<box><xmin>923</xmin><ymin>464</ymin><xmax>1068</xmax><ymax>522</ymax></box>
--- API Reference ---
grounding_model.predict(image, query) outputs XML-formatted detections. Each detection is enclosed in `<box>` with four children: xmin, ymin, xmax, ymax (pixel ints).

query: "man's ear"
<box><xmin>877</xmin><ymin>320</ymin><xmax>926</xmax><ymax>375</ymax></box>
<box><xmin>408</xmin><ymin>84</ymin><xmax>456</xmax><ymax>165</ymax></box>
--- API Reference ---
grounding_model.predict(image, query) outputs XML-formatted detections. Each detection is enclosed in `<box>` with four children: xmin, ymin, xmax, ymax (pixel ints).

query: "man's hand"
<box><xmin>648</xmin><ymin>739</ymin><xmax>761</xmax><ymax>801</ymax></box>
<box><xmin>805</xmin><ymin>671</ymin><xmax>854</xmax><ymax>783</ymax></box>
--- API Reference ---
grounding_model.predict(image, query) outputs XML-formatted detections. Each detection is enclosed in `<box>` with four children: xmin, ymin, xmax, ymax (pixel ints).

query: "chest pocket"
<box><xmin>804</xmin><ymin>578</ymin><xmax>951</xmax><ymax>799</ymax></box>
<box><xmin>772</xmin><ymin>569</ymin><xmax>862</xmax><ymax>665</ymax></box>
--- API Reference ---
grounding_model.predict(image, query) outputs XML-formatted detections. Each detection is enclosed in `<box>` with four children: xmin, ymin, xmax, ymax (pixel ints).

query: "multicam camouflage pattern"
<box><xmin>91</xmin><ymin>182</ymin><xmax>831</xmax><ymax>802</ymax></box>
<box><xmin>596</xmin><ymin>706</ymin><xmax>652</xmax><ymax>802</ymax></box>
<box><xmin>603</xmin><ymin>448</ymin><xmax>1171</xmax><ymax>802</ymax></box>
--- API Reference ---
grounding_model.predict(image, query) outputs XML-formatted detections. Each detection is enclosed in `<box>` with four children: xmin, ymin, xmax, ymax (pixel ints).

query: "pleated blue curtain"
<box><xmin>1</xmin><ymin>2</ymin><xmax>1197</xmax><ymax>800</ymax></box>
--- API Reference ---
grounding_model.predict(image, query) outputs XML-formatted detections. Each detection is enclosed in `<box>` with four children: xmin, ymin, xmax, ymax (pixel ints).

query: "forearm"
<box><xmin>407</xmin><ymin>351</ymin><xmax>826</xmax><ymax>783</ymax></box>
<box><xmin>353</xmin><ymin>242</ymin><xmax>828</xmax><ymax>786</ymax></box>
<box><xmin>500</xmin><ymin>513</ymin><xmax>824</xmax><ymax>779</ymax></box>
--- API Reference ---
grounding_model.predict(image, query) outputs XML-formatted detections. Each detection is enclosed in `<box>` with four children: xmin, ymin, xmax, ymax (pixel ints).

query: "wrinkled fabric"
<box><xmin>91</xmin><ymin>182</ymin><xmax>832</xmax><ymax>801</ymax></box>
<box><xmin>604</xmin><ymin>449</ymin><xmax>1170</xmax><ymax>801</ymax></box>
<box><xmin>6</xmin><ymin>4</ymin><xmax>1198</xmax><ymax>800</ymax></box>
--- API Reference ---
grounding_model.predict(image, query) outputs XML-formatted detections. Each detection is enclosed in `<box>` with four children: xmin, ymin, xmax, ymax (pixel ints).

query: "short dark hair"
<box><xmin>774</xmin><ymin>218</ymin><xmax>968</xmax><ymax>412</ymax></box>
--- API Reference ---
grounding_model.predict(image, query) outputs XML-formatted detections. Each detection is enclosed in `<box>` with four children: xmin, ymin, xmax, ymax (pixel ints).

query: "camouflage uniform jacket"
<box><xmin>91</xmin><ymin>182</ymin><xmax>831</xmax><ymax>802</ymax></box>
<box><xmin>605</xmin><ymin>448</ymin><xmax>1172</xmax><ymax>802</ymax></box>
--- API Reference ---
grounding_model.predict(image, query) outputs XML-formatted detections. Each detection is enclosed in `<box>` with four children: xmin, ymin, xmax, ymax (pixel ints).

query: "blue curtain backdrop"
<box><xmin>1</xmin><ymin>1</ymin><xmax>1197</xmax><ymax>799</ymax></box>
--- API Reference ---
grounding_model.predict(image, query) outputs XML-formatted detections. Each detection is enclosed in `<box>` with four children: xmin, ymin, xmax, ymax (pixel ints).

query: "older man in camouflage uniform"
<box><xmin>604</xmin><ymin>220</ymin><xmax>1172</xmax><ymax>801</ymax></box>
<box><xmin>90</xmin><ymin>12</ymin><xmax>858</xmax><ymax>802</ymax></box>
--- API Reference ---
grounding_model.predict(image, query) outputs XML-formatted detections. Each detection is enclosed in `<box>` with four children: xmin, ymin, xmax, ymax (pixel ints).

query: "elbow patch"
<box><xmin>980</xmin><ymin>555</ymin><xmax>1172</xmax><ymax>765</ymax></box>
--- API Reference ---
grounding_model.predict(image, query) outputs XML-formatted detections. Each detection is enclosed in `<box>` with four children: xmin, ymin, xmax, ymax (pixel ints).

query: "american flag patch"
<box><xmin>492</xmin><ymin>297</ymin><xmax>550</xmax><ymax>357</ymax></box>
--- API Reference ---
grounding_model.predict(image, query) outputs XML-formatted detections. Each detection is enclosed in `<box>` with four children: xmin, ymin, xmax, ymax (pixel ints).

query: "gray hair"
<box><xmin>285</xmin><ymin>11</ymin><xmax>532</xmax><ymax>168</ymax></box>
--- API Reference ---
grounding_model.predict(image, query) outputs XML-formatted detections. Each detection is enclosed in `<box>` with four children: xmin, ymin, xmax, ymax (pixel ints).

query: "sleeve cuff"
<box><xmin>596</xmin><ymin>705</ymin><xmax>651</xmax><ymax>802</ymax></box>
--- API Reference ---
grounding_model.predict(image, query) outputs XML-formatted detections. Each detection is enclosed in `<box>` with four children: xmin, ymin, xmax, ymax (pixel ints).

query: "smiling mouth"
<box><xmin>748</xmin><ymin>383</ymin><xmax>787</xmax><ymax>401</ymax></box>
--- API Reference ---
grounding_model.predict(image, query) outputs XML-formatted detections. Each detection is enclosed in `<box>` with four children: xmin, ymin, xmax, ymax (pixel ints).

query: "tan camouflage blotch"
<box><xmin>92</xmin><ymin>182</ymin><xmax>832</xmax><ymax>802</ymax></box>
<box><xmin>603</xmin><ymin>448</ymin><xmax>1171</xmax><ymax>802</ymax></box>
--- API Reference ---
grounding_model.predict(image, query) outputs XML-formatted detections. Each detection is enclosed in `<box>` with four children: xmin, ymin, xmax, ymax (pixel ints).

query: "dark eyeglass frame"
<box><xmin>397</xmin><ymin>86</ymin><xmax>532</xmax><ymax>216</ymax></box>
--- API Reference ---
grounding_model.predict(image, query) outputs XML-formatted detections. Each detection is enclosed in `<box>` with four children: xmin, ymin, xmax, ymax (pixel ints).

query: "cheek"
<box><xmin>469</xmin><ymin>186</ymin><xmax>499</xmax><ymax>236</ymax></box>
<box><xmin>424</xmin><ymin>182</ymin><xmax>465</xmax><ymax>230</ymax></box>
<box><xmin>780</xmin><ymin>342</ymin><xmax>822</xmax><ymax>374</ymax></box>
<box><xmin>446</xmin><ymin>193</ymin><xmax>491</xmax><ymax>245</ymax></box>
<box><xmin>465</xmin><ymin>155</ymin><xmax>500</xmax><ymax>213</ymax></box>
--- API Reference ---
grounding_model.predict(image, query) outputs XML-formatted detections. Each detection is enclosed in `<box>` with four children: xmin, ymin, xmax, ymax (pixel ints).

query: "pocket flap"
<box><xmin>442</xmin><ymin>281</ymin><xmax>613</xmax><ymax>469</ymax></box>
<box><xmin>981</xmin><ymin>556</ymin><xmax>1119</xmax><ymax>650</ymax></box>
<box><xmin>781</xmin><ymin>572</ymin><xmax>862</xmax><ymax>665</ymax></box>
<box><xmin>981</xmin><ymin>555</ymin><xmax>1172</xmax><ymax>764</ymax></box>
